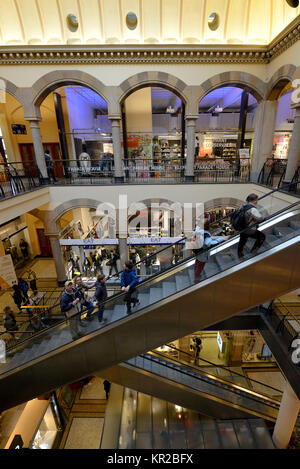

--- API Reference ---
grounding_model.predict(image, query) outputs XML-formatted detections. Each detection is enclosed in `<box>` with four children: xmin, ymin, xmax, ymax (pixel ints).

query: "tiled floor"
<box><xmin>63</xmin><ymin>416</ymin><xmax>104</xmax><ymax>449</ymax></box>
<box><xmin>29</xmin><ymin>259</ymin><xmax>57</xmax><ymax>279</ymax></box>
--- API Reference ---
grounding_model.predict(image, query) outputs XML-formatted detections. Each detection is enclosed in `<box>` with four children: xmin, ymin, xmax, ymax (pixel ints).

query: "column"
<box><xmin>251</xmin><ymin>100</ymin><xmax>278</xmax><ymax>182</ymax></box>
<box><xmin>110</xmin><ymin>118</ymin><xmax>124</xmax><ymax>183</ymax></box>
<box><xmin>185</xmin><ymin>116</ymin><xmax>197</xmax><ymax>182</ymax></box>
<box><xmin>118</xmin><ymin>236</ymin><xmax>128</xmax><ymax>268</ymax></box>
<box><xmin>272</xmin><ymin>381</ymin><xmax>300</xmax><ymax>449</ymax></box>
<box><xmin>49</xmin><ymin>235</ymin><xmax>67</xmax><ymax>286</ymax></box>
<box><xmin>28</xmin><ymin>120</ymin><xmax>48</xmax><ymax>182</ymax></box>
<box><xmin>284</xmin><ymin>105</ymin><xmax>300</xmax><ymax>182</ymax></box>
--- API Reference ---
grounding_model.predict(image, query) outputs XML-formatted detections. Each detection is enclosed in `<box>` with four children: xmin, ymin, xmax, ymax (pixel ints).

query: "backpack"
<box><xmin>230</xmin><ymin>204</ymin><xmax>252</xmax><ymax>231</ymax></box>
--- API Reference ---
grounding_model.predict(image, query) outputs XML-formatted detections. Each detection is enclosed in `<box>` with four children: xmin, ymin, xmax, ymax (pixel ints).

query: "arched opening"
<box><xmin>56</xmin><ymin>205</ymin><xmax>119</xmax><ymax>280</ymax></box>
<box><xmin>195</xmin><ymin>85</ymin><xmax>258</xmax><ymax>182</ymax></box>
<box><xmin>0</xmin><ymin>90</ymin><xmax>41</xmax><ymax>197</ymax></box>
<box><xmin>37</xmin><ymin>84</ymin><xmax>113</xmax><ymax>182</ymax></box>
<box><xmin>121</xmin><ymin>86</ymin><xmax>186</xmax><ymax>182</ymax></box>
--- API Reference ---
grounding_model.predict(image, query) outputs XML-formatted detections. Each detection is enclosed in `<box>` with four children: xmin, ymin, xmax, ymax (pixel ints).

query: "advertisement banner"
<box><xmin>0</xmin><ymin>254</ymin><xmax>18</xmax><ymax>289</ymax></box>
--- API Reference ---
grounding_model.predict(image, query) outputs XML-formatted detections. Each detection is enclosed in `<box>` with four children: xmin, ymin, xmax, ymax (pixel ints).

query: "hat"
<box><xmin>65</xmin><ymin>280</ymin><xmax>73</xmax><ymax>288</ymax></box>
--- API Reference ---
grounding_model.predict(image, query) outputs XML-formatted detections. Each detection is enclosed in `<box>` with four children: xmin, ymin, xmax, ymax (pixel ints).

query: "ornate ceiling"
<box><xmin>0</xmin><ymin>0</ymin><xmax>299</xmax><ymax>46</ymax></box>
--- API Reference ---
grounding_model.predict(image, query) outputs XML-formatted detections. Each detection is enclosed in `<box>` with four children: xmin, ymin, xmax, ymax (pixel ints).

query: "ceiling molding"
<box><xmin>0</xmin><ymin>15</ymin><xmax>299</xmax><ymax>66</ymax></box>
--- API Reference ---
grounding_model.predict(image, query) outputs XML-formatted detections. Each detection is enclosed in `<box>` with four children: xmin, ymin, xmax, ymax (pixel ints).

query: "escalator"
<box><xmin>99</xmin><ymin>346</ymin><xmax>295</xmax><ymax>424</ymax></box>
<box><xmin>1</xmin><ymin>192</ymin><xmax>300</xmax><ymax>411</ymax></box>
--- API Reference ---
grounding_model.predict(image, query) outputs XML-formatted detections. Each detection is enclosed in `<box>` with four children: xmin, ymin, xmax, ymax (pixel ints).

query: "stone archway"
<box><xmin>31</xmin><ymin>70</ymin><xmax>110</xmax><ymax>107</ymax></box>
<box><xmin>118</xmin><ymin>71</ymin><xmax>189</xmax><ymax>105</ymax></box>
<box><xmin>197</xmin><ymin>71</ymin><xmax>267</xmax><ymax>104</ymax></box>
<box><xmin>266</xmin><ymin>65</ymin><xmax>296</xmax><ymax>100</ymax></box>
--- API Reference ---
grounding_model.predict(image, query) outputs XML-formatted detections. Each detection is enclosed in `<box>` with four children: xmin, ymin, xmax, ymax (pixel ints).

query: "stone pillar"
<box><xmin>185</xmin><ymin>116</ymin><xmax>197</xmax><ymax>182</ymax></box>
<box><xmin>272</xmin><ymin>381</ymin><xmax>300</xmax><ymax>449</ymax></box>
<box><xmin>49</xmin><ymin>235</ymin><xmax>67</xmax><ymax>286</ymax></box>
<box><xmin>119</xmin><ymin>236</ymin><xmax>128</xmax><ymax>268</ymax></box>
<box><xmin>284</xmin><ymin>105</ymin><xmax>300</xmax><ymax>182</ymax></box>
<box><xmin>28</xmin><ymin>120</ymin><xmax>49</xmax><ymax>181</ymax></box>
<box><xmin>251</xmin><ymin>100</ymin><xmax>278</xmax><ymax>182</ymax></box>
<box><xmin>109</xmin><ymin>117</ymin><xmax>124</xmax><ymax>183</ymax></box>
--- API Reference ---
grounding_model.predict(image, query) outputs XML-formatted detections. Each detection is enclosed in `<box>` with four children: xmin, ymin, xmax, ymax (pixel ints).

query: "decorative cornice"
<box><xmin>0</xmin><ymin>16</ymin><xmax>299</xmax><ymax>66</ymax></box>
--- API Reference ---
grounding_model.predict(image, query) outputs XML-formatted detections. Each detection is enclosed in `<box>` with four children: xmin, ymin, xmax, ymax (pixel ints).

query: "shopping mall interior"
<box><xmin>0</xmin><ymin>0</ymin><xmax>300</xmax><ymax>451</ymax></box>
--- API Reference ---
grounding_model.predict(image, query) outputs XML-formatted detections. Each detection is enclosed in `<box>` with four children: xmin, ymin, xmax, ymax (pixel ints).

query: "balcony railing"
<box><xmin>0</xmin><ymin>157</ymin><xmax>251</xmax><ymax>200</ymax></box>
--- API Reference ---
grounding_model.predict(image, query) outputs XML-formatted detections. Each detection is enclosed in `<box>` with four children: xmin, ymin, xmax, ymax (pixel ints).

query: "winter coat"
<box><xmin>93</xmin><ymin>282</ymin><xmax>108</xmax><ymax>313</ymax></box>
<box><xmin>121</xmin><ymin>268</ymin><xmax>139</xmax><ymax>291</ymax></box>
<box><xmin>60</xmin><ymin>289</ymin><xmax>80</xmax><ymax>318</ymax></box>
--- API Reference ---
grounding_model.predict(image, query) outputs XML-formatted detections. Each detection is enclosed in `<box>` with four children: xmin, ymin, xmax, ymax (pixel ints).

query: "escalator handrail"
<box><xmin>128</xmin><ymin>352</ymin><xmax>282</xmax><ymax>408</ymax></box>
<box><xmin>152</xmin><ymin>344</ymin><xmax>283</xmax><ymax>395</ymax></box>
<box><xmin>3</xmin><ymin>194</ymin><xmax>300</xmax><ymax>355</ymax></box>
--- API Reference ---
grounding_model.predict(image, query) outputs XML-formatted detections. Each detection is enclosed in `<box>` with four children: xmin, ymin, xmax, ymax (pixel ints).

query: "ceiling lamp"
<box><xmin>286</xmin><ymin>0</ymin><xmax>299</xmax><ymax>6</ymax></box>
<box><xmin>166</xmin><ymin>106</ymin><xmax>175</xmax><ymax>113</ymax></box>
<box><xmin>214</xmin><ymin>104</ymin><xmax>223</xmax><ymax>113</ymax></box>
<box><xmin>67</xmin><ymin>14</ymin><xmax>79</xmax><ymax>31</ymax></box>
<box><xmin>126</xmin><ymin>12</ymin><xmax>138</xmax><ymax>30</ymax></box>
<box><xmin>208</xmin><ymin>12</ymin><xmax>219</xmax><ymax>31</ymax></box>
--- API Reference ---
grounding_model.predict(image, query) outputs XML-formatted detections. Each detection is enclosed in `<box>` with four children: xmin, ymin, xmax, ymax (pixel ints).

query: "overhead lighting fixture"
<box><xmin>126</xmin><ymin>12</ymin><xmax>138</xmax><ymax>30</ymax></box>
<box><xmin>67</xmin><ymin>14</ymin><xmax>79</xmax><ymax>31</ymax></box>
<box><xmin>208</xmin><ymin>12</ymin><xmax>219</xmax><ymax>30</ymax></box>
<box><xmin>214</xmin><ymin>104</ymin><xmax>223</xmax><ymax>113</ymax></box>
<box><xmin>286</xmin><ymin>0</ymin><xmax>299</xmax><ymax>7</ymax></box>
<box><xmin>166</xmin><ymin>106</ymin><xmax>175</xmax><ymax>113</ymax></box>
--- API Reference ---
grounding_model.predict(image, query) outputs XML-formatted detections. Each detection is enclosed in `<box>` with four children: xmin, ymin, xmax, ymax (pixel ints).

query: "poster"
<box><xmin>0</xmin><ymin>254</ymin><xmax>18</xmax><ymax>289</ymax></box>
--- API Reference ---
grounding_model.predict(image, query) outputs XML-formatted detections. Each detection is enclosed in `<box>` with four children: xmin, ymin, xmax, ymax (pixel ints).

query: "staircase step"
<box><xmin>175</xmin><ymin>274</ymin><xmax>191</xmax><ymax>292</ymax></box>
<box><xmin>149</xmin><ymin>287</ymin><xmax>163</xmax><ymax>305</ymax></box>
<box><xmin>162</xmin><ymin>281</ymin><xmax>177</xmax><ymax>298</ymax></box>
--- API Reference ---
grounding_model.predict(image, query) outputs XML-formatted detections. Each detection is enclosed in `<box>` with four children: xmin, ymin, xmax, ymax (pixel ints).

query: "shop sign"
<box><xmin>127</xmin><ymin>237</ymin><xmax>184</xmax><ymax>245</ymax></box>
<box><xmin>217</xmin><ymin>331</ymin><xmax>226</xmax><ymax>353</ymax></box>
<box><xmin>59</xmin><ymin>238</ymin><xmax>119</xmax><ymax>246</ymax></box>
<box><xmin>0</xmin><ymin>254</ymin><xmax>17</xmax><ymax>289</ymax></box>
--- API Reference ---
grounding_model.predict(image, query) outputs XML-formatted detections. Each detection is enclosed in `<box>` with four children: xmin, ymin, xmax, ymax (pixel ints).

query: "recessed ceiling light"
<box><xmin>67</xmin><ymin>14</ymin><xmax>79</xmax><ymax>31</ymax></box>
<box><xmin>286</xmin><ymin>0</ymin><xmax>299</xmax><ymax>7</ymax></box>
<box><xmin>208</xmin><ymin>12</ymin><xmax>219</xmax><ymax>31</ymax></box>
<box><xmin>126</xmin><ymin>12</ymin><xmax>138</xmax><ymax>30</ymax></box>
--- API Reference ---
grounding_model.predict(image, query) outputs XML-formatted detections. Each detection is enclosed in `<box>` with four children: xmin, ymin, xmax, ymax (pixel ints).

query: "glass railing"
<box><xmin>265</xmin><ymin>298</ymin><xmax>300</xmax><ymax>351</ymax></box>
<box><xmin>1</xmin><ymin>195</ymin><xmax>300</xmax><ymax>377</ymax></box>
<box><xmin>126</xmin><ymin>353</ymin><xmax>281</xmax><ymax>420</ymax></box>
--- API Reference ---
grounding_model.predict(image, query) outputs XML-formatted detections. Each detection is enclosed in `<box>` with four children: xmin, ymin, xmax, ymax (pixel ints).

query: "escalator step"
<box><xmin>162</xmin><ymin>281</ymin><xmax>177</xmax><ymax>298</ymax></box>
<box><xmin>149</xmin><ymin>287</ymin><xmax>163</xmax><ymax>305</ymax></box>
<box><xmin>290</xmin><ymin>220</ymin><xmax>300</xmax><ymax>231</ymax></box>
<box><xmin>175</xmin><ymin>274</ymin><xmax>191</xmax><ymax>292</ymax></box>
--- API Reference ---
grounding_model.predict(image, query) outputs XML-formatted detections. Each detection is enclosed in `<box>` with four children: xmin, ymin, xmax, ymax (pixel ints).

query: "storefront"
<box><xmin>272</xmin><ymin>132</ymin><xmax>292</xmax><ymax>159</ymax></box>
<box><xmin>5</xmin><ymin>396</ymin><xmax>62</xmax><ymax>449</ymax></box>
<box><xmin>0</xmin><ymin>217</ymin><xmax>32</xmax><ymax>266</ymax></box>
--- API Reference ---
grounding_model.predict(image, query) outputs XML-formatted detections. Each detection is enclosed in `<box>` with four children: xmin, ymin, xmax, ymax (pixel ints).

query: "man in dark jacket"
<box><xmin>60</xmin><ymin>280</ymin><xmax>84</xmax><ymax>340</ymax></box>
<box><xmin>3</xmin><ymin>306</ymin><xmax>18</xmax><ymax>332</ymax></box>
<box><xmin>237</xmin><ymin>193</ymin><xmax>265</xmax><ymax>258</ymax></box>
<box><xmin>93</xmin><ymin>274</ymin><xmax>107</xmax><ymax>323</ymax></box>
<box><xmin>121</xmin><ymin>261</ymin><xmax>139</xmax><ymax>315</ymax></box>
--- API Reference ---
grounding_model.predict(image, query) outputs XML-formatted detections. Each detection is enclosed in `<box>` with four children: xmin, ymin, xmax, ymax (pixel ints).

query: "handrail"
<box><xmin>134</xmin><ymin>352</ymin><xmax>282</xmax><ymax>407</ymax></box>
<box><xmin>3</xmin><ymin>191</ymin><xmax>300</xmax><ymax>355</ymax></box>
<box><xmin>154</xmin><ymin>343</ymin><xmax>282</xmax><ymax>394</ymax></box>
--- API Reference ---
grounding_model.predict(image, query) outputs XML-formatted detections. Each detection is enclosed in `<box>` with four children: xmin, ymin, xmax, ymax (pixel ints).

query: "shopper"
<box><xmin>45</xmin><ymin>149</ymin><xmax>57</xmax><ymax>183</ymax></box>
<box><xmin>121</xmin><ymin>261</ymin><xmax>140</xmax><ymax>315</ymax></box>
<box><xmin>12</xmin><ymin>284</ymin><xmax>24</xmax><ymax>312</ymax></box>
<box><xmin>193</xmin><ymin>338</ymin><xmax>202</xmax><ymax>366</ymax></box>
<box><xmin>191</xmin><ymin>219</ymin><xmax>229</xmax><ymax>283</ymax></box>
<box><xmin>107</xmin><ymin>250</ymin><xmax>119</xmax><ymax>277</ymax></box>
<box><xmin>103</xmin><ymin>380</ymin><xmax>111</xmax><ymax>400</ymax></box>
<box><xmin>18</xmin><ymin>278</ymin><xmax>29</xmax><ymax>302</ymax></box>
<box><xmin>93</xmin><ymin>274</ymin><xmax>107</xmax><ymax>323</ymax></box>
<box><xmin>30</xmin><ymin>314</ymin><xmax>46</xmax><ymax>332</ymax></box>
<box><xmin>236</xmin><ymin>194</ymin><xmax>265</xmax><ymax>259</ymax></box>
<box><xmin>3</xmin><ymin>306</ymin><xmax>18</xmax><ymax>332</ymax></box>
<box><xmin>60</xmin><ymin>280</ymin><xmax>84</xmax><ymax>340</ymax></box>
<box><xmin>74</xmin><ymin>275</ymin><xmax>95</xmax><ymax>322</ymax></box>
<box><xmin>27</xmin><ymin>269</ymin><xmax>37</xmax><ymax>292</ymax></box>
<box><xmin>19</xmin><ymin>238</ymin><xmax>29</xmax><ymax>259</ymax></box>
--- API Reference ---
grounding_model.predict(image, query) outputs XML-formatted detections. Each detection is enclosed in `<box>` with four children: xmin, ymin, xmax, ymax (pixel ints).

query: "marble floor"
<box><xmin>245</xmin><ymin>370</ymin><xmax>286</xmax><ymax>397</ymax></box>
<box><xmin>63</xmin><ymin>416</ymin><xmax>104</xmax><ymax>450</ymax></box>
